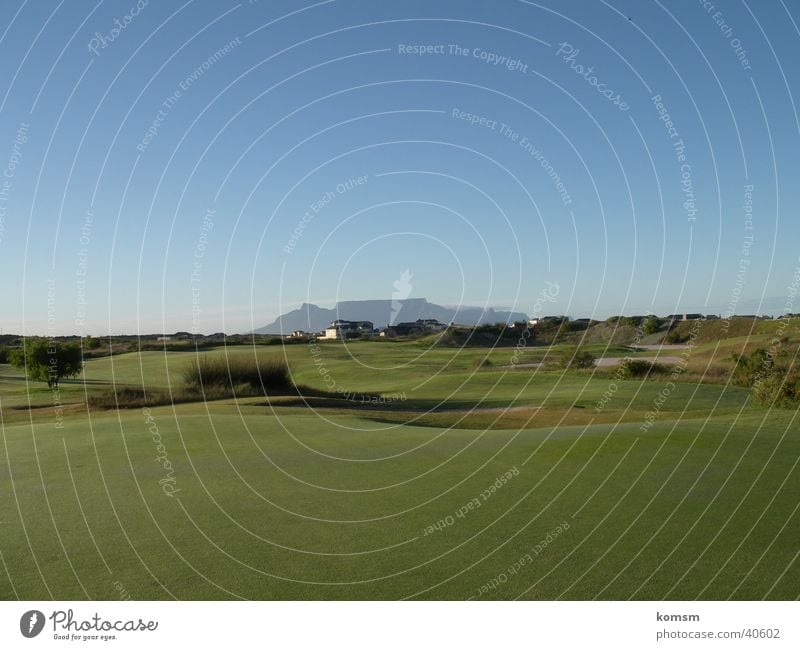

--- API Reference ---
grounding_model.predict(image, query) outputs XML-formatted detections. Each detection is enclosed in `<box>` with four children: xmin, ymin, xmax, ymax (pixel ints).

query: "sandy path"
<box><xmin>632</xmin><ymin>344</ymin><xmax>692</xmax><ymax>351</ymax></box>
<box><xmin>594</xmin><ymin>355</ymin><xmax>683</xmax><ymax>367</ymax></box>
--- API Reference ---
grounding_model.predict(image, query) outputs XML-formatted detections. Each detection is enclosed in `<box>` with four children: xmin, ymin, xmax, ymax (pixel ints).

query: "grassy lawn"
<box><xmin>0</xmin><ymin>340</ymin><xmax>798</xmax><ymax>600</ymax></box>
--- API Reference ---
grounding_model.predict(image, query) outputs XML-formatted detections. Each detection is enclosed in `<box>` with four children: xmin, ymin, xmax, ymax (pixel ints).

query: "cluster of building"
<box><xmin>288</xmin><ymin>311</ymin><xmax>783</xmax><ymax>342</ymax></box>
<box><xmin>663</xmin><ymin>313</ymin><xmax>776</xmax><ymax>321</ymax></box>
<box><xmin>290</xmin><ymin>318</ymin><xmax>448</xmax><ymax>341</ymax></box>
<box><xmin>529</xmin><ymin>313</ymin><xmax>776</xmax><ymax>327</ymax></box>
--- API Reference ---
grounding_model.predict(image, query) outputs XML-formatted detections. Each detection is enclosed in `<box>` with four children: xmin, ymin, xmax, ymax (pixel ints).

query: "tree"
<box><xmin>83</xmin><ymin>335</ymin><xmax>102</xmax><ymax>350</ymax></box>
<box><xmin>10</xmin><ymin>338</ymin><xmax>83</xmax><ymax>387</ymax></box>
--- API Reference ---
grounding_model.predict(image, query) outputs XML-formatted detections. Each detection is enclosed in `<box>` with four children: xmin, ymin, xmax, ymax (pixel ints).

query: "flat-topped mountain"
<box><xmin>253</xmin><ymin>298</ymin><xmax>529</xmax><ymax>335</ymax></box>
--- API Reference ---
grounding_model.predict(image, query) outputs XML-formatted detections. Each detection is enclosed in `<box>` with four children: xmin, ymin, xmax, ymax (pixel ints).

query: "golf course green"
<box><xmin>1</xmin><ymin>337</ymin><xmax>798</xmax><ymax>600</ymax></box>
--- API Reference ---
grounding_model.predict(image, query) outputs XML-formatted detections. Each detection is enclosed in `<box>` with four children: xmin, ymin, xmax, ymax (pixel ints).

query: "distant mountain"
<box><xmin>253</xmin><ymin>298</ymin><xmax>529</xmax><ymax>334</ymax></box>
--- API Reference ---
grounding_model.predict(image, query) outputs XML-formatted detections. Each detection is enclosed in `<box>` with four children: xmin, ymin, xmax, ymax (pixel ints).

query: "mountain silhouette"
<box><xmin>253</xmin><ymin>298</ymin><xmax>529</xmax><ymax>334</ymax></box>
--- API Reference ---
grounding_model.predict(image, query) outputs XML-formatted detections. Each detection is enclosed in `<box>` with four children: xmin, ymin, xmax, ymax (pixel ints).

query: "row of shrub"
<box><xmin>620</xmin><ymin>359</ymin><xmax>673</xmax><ymax>378</ymax></box>
<box><xmin>606</xmin><ymin>315</ymin><xmax>662</xmax><ymax>335</ymax></box>
<box><xmin>89</xmin><ymin>355</ymin><xmax>293</xmax><ymax>410</ymax></box>
<box><xmin>559</xmin><ymin>348</ymin><xmax>675</xmax><ymax>377</ymax></box>
<box><xmin>554</xmin><ymin>344</ymin><xmax>798</xmax><ymax>409</ymax></box>
<box><xmin>87</xmin><ymin>387</ymin><xmax>173</xmax><ymax>410</ymax></box>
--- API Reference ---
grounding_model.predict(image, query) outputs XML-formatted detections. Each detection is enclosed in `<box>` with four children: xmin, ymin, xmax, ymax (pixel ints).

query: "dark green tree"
<box><xmin>10</xmin><ymin>338</ymin><xmax>83</xmax><ymax>387</ymax></box>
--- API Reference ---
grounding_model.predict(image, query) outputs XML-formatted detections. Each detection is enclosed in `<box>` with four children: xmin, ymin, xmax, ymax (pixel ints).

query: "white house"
<box><xmin>323</xmin><ymin>320</ymin><xmax>373</xmax><ymax>339</ymax></box>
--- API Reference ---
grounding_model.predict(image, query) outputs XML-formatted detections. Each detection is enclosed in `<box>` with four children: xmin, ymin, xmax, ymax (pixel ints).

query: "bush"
<box><xmin>666</xmin><ymin>330</ymin><xmax>688</xmax><ymax>344</ymax></box>
<box><xmin>563</xmin><ymin>320</ymin><xmax>590</xmax><ymax>332</ymax></box>
<box><xmin>731</xmin><ymin>348</ymin><xmax>773</xmax><ymax>387</ymax></box>
<box><xmin>181</xmin><ymin>354</ymin><xmax>291</xmax><ymax>396</ymax></box>
<box><xmin>642</xmin><ymin>316</ymin><xmax>660</xmax><ymax>335</ymax></box>
<box><xmin>622</xmin><ymin>359</ymin><xmax>671</xmax><ymax>378</ymax></box>
<box><xmin>560</xmin><ymin>348</ymin><xmax>596</xmax><ymax>369</ymax></box>
<box><xmin>473</xmin><ymin>357</ymin><xmax>494</xmax><ymax>369</ymax></box>
<box><xmin>0</xmin><ymin>345</ymin><xmax>9</xmax><ymax>363</ymax></box>
<box><xmin>730</xmin><ymin>348</ymin><xmax>800</xmax><ymax>408</ymax></box>
<box><xmin>752</xmin><ymin>366</ymin><xmax>800</xmax><ymax>408</ymax></box>
<box><xmin>83</xmin><ymin>336</ymin><xmax>102</xmax><ymax>350</ymax></box>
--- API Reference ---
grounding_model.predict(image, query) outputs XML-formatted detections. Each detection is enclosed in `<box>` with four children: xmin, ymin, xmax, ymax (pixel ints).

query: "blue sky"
<box><xmin>0</xmin><ymin>0</ymin><xmax>798</xmax><ymax>334</ymax></box>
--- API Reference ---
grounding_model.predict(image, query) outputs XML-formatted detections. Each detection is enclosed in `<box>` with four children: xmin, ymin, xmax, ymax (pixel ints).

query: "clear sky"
<box><xmin>0</xmin><ymin>0</ymin><xmax>798</xmax><ymax>335</ymax></box>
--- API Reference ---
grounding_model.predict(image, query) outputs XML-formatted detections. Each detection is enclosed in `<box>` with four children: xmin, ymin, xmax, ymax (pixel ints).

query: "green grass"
<box><xmin>0</xmin><ymin>337</ymin><xmax>798</xmax><ymax>600</ymax></box>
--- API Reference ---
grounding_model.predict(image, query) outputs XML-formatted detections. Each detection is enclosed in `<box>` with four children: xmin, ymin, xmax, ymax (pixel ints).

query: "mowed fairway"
<box><xmin>1</xmin><ymin>341</ymin><xmax>799</xmax><ymax>600</ymax></box>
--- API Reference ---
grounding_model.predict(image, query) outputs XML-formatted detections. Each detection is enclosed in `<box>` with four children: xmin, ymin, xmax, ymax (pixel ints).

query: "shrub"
<box><xmin>622</xmin><ymin>359</ymin><xmax>671</xmax><ymax>378</ymax></box>
<box><xmin>0</xmin><ymin>345</ymin><xmax>9</xmax><ymax>363</ymax></box>
<box><xmin>642</xmin><ymin>316</ymin><xmax>660</xmax><ymax>335</ymax></box>
<box><xmin>560</xmin><ymin>348</ymin><xmax>596</xmax><ymax>369</ymax></box>
<box><xmin>666</xmin><ymin>330</ymin><xmax>688</xmax><ymax>344</ymax></box>
<box><xmin>731</xmin><ymin>348</ymin><xmax>773</xmax><ymax>387</ymax></box>
<box><xmin>83</xmin><ymin>336</ymin><xmax>103</xmax><ymax>350</ymax></box>
<box><xmin>563</xmin><ymin>320</ymin><xmax>590</xmax><ymax>332</ymax></box>
<box><xmin>729</xmin><ymin>348</ymin><xmax>800</xmax><ymax>408</ymax></box>
<box><xmin>181</xmin><ymin>354</ymin><xmax>291</xmax><ymax>396</ymax></box>
<box><xmin>474</xmin><ymin>357</ymin><xmax>494</xmax><ymax>369</ymax></box>
<box><xmin>752</xmin><ymin>366</ymin><xmax>800</xmax><ymax>408</ymax></box>
<box><xmin>88</xmin><ymin>387</ymin><xmax>172</xmax><ymax>410</ymax></box>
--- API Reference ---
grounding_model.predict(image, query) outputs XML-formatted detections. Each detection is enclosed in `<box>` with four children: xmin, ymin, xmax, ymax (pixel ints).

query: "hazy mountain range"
<box><xmin>253</xmin><ymin>298</ymin><xmax>529</xmax><ymax>334</ymax></box>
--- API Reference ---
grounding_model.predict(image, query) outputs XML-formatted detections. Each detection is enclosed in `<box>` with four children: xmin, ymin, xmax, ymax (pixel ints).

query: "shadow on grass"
<box><xmin>85</xmin><ymin>383</ymin><xmax>420</xmax><ymax>411</ymax></box>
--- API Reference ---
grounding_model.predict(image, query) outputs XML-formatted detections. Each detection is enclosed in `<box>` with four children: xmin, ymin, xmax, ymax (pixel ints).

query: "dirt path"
<box><xmin>594</xmin><ymin>355</ymin><xmax>683</xmax><ymax>367</ymax></box>
<box><xmin>503</xmin><ymin>362</ymin><xmax>544</xmax><ymax>369</ymax></box>
<box><xmin>632</xmin><ymin>344</ymin><xmax>692</xmax><ymax>351</ymax></box>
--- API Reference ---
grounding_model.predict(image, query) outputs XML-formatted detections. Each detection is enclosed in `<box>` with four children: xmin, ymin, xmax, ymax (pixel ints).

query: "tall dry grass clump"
<box><xmin>181</xmin><ymin>354</ymin><xmax>291</xmax><ymax>397</ymax></box>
